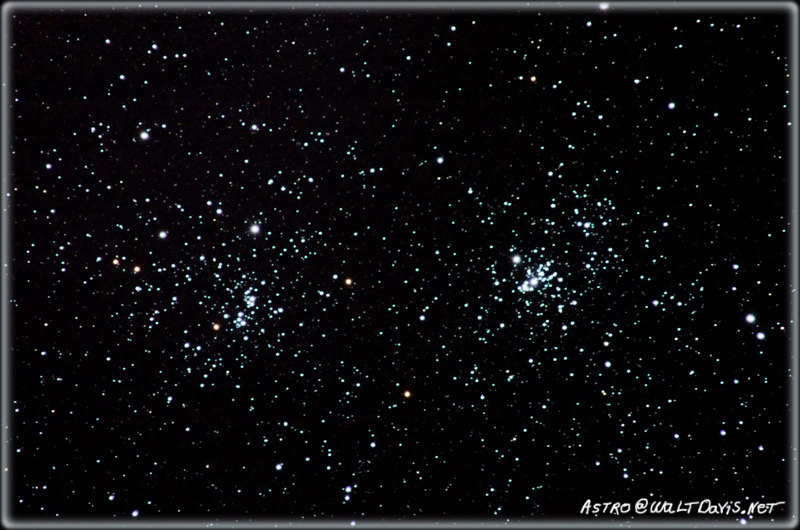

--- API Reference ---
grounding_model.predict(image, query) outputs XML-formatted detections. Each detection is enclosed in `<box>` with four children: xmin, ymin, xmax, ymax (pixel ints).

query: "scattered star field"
<box><xmin>4</xmin><ymin>2</ymin><xmax>795</xmax><ymax>524</ymax></box>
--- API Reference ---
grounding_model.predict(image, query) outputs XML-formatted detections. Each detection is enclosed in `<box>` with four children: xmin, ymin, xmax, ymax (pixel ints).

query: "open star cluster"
<box><xmin>6</xmin><ymin>3</ymin><xmax>791</xmax><ymax>522</ymax></box>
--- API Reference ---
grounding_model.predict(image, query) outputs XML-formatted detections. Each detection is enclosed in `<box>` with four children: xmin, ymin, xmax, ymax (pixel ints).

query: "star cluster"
<box><xmin>6</xmin><ymin>4</ymin><xmax>792</xmax><ymax>522</ymax></box>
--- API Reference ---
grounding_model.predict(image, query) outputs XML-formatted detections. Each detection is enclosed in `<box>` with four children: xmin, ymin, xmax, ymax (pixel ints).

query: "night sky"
<box><xmin>6</xmin><ymin>2</ymin><xmax>793</xmax><ymax>523</ymax></box>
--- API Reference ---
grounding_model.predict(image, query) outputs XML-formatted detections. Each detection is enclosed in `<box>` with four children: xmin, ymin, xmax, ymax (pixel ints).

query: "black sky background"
<box><xmin>6</xmin><ymin>4</ymin><xmax>792</xmax><ymax>521</ymax></box>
